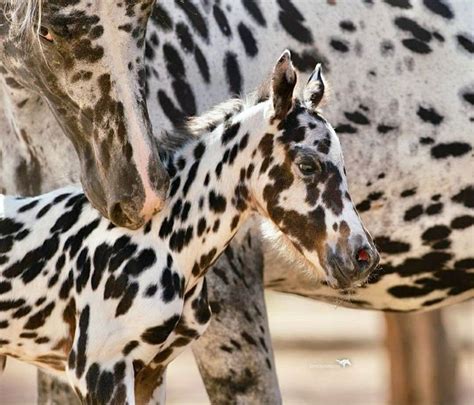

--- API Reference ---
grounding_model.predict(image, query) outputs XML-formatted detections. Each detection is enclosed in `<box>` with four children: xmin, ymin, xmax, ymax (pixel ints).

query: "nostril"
<box><xmin>109</xmin><ymin>202</ymin><xmax>132</xmax><ymax>227</ymax></box>
<box><xmin>356</xmin><ymin>248</ymin><xmax>370</xmax><ymax>264</ymax></box>
<box><xmin>355</xmin><ymin>248</ymin><xmax>373</xmax><ymax>272</ymax></box>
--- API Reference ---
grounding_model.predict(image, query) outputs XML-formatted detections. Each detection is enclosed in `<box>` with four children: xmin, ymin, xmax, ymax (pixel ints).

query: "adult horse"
<box><xmin>0</xmin><ymin>0</ymin><xmax>169</xmax><ymax>229</ymax></box>
<box><xmin>1</xmin><ymin>0</ymin><xmax>473</xmax><ymax>403</ymax></box>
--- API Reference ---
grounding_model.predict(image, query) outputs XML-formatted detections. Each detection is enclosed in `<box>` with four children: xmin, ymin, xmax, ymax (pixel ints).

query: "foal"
<box><xmin>0</xmin><ymin>51</ymin><xmax>378</xmax><ymax>403</ymax></box>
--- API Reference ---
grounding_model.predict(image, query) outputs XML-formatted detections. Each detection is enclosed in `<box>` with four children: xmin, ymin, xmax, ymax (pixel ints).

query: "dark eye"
<box><xmin>298</xmin><ymin>161</ymin><xmax>321</xmax><ymax>175</ymax></box>
<box><xmin>39</xmin><ymin>26</ymin><xmax>54</xmax><ymax>42</ymax></box>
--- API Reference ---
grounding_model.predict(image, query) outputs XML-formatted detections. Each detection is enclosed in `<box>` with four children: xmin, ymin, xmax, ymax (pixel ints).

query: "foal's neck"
<box><xmin>155</xmin><ymin>102</ymin><xmax>268</xmax><ymax>285</ymax></box>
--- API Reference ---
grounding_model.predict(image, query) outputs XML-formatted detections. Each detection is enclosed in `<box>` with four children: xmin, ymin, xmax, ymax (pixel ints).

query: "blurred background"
<box><xmin>1</xmin><ymin>294</ymin><xmax>472</xmax><ymax>404</ymax></box>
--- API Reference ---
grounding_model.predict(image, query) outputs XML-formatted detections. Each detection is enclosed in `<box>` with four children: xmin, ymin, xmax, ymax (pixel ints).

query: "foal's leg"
<box><xmin>136</xmin><ymin>279</ymin><xmax>211</xmax><ymax>404</ymax></box>
<box><xmin>135</xmin><ymin>366</ymin><xmax>167</xmax><ymax>405</ymax></box>
<box><xmin>65</xmin><ymin>305</ymin><xmax>138</xmax><ymax>404</ymax></box>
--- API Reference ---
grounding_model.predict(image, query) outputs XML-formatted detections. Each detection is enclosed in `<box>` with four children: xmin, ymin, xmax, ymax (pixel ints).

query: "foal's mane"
<box><xmin>4</xmin><ymin>0</ymin><xmax>42</xmax><ymax>36</ymax></box>
<box><xmin>160</xmin><ymin>77</ymin><xmax>272</xmax><ymax>156</ymax></box>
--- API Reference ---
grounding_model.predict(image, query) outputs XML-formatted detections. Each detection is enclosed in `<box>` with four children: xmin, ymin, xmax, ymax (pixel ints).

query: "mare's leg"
<box><xmin>192</xmin><ymin>226</ymin><xmax>281</xmax><ymax>404</ymax></box>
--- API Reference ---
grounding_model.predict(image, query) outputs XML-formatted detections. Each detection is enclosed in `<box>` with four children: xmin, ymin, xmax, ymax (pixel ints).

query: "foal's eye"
<box><xmin>298</xmin><ymin>161</ymin><xmax>321</xmax><ymax>176</ymax></box>
<box><xmin>39</xmin><ymin>26</ymin><xmax>54</xmax><ymax>42</ymax></box>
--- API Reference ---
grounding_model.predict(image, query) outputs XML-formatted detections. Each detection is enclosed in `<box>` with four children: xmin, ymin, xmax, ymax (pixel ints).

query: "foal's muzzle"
<box><xmin>327</xmin><ymin>245</ymin><xmax>380</xmax><ymax>289</ymax></box>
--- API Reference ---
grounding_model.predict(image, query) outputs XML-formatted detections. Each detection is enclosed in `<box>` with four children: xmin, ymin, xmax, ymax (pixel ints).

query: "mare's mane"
<box><xmin>4</xmin><ymin>0</ymin><xmax>42</xmax><ymax>36</ymax></box>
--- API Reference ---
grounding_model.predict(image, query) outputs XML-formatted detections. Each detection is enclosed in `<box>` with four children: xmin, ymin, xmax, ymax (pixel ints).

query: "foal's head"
<box><xmin>0</xmin><ymin>0</ymin><xmax>167</xmax><ymax>229</ymax></box>
<box><xmin>253</xmin><ymin>51</ymin><xmax>379</xmax><ymax>288</ymax></box>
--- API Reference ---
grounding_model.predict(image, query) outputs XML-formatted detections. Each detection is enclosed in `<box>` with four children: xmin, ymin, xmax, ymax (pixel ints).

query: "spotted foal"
<box><xmin>0</xmin><ymin>51</ymin><xmax>378</xmax><ymax>403</ymax></box>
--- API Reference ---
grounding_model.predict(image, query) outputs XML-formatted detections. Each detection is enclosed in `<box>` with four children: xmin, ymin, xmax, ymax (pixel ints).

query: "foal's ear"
<box><xmin>271</xmin><ymin>50</ymin><xmax>297</xmax><ymax>121</ymax></box>
<box><xmin>303</xmin><ymin>64</ymin><xmax>326</xmax><ymax>110</ymax></box>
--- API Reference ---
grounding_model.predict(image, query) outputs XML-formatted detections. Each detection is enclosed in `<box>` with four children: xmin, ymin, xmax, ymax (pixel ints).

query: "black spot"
<box><xmin>340</xmin><ymin>20</ymin><xmax>356</xmax><ymax>32</ymax></box>
<box><xmin>213</xmin><ymin>4</ymin><xmax>232</xmax><ymax>36</ymax></box>
<box><xmin>394</xmin><ymin>17</ymin><xmax>432</xmax><ymax>42</ymax></box>
<box><xmin>456</xmin><ymin>34</ymin><xmax>474</xmax><ymax>54</ymax></box>
<box><xmin>431</xmin><ymin>142</ymin><xmax>472</xmax><ymax>159</ymax></box>
<box><xmin>172</xmin><ymin>78</ymin><xmax>196</xmax><ymax>117</ymax></box>
<box><xmin>422</xmin><ymin>297</ymin><xmax>445</xmax><ymax>307</ymax></box>
<box><xmin>194</xmin><ymin>142</ymin><xmax>206</xmax><ymax>159</ymax></box>
<box><xmin>222</xmin><ymin>122</ymin><xmax>241</xmax><ymax>145</ymax></box>
<box><xmin>209</xmin><ymin>191</ymin><xmax>227</xmax><ymax>213</ymax></box>
<box><xmin>401</xmin><ymin>188</ymin><xmax>417</xmax><ymax>197</ymax></box>
<box><xmin>180</xmin><ymin>202</ymin><xmax>191</xmax><ymax>222</ymax></box>
<box><xmin>0</xmin><ymin>281</ymin><xmax>12</xmax><ymax>294</ymax></box>
<box><xmin>183</xmin><ymin>161</ymin><xmax>200</xmax><ymax>197</ymax></box>
<box><xmin>175</xmin><ymin>22</ymin><xmax>194</xmax><ymax>53</ymax></box>
<box><xmin>150</xmin><ymin>4</ymin><xmax>173</xmax><ymax>31</ymax></box>
<box><xmin>462</xmin><ymin>91</ymin><xmax>474</xmax><ymax>105</ymax></box>
<box><xmin>344</xmin><ymin>111</ymin><xmax>370</xmax><ymax>125</ymax></box>
<box><xmin>50</xmin><ymin>195</ymin><xmax>87</xmax><ymax>233</ymax></box>
<box><xmin>420</xmin><ymin>137</ymin><xmax>435</xmax><ymax>145</ymax></box>
<box><xmin>452</xmin><ymin>186</ymin><xmax>474</xmax><ymax>208</ymax></box>
<box><xmin>356</xmin><ymin>199</ymin><xmax>371</xmax><ymax>212</ymax></box>
<box><xmin>432</xmin><ymin>239</ymin><xmax>451</xmax><ymax>250</ymax></box>
<box><xmin>368</xmin><ymin>192</ymin><xmax>383</xmax><ymax>201</ymax></box>
<box><xmin>404</xmin><ymin>204</ymin><xmax>423</xmax><ymax>221</ymax></box>
<box><xmin>194</xmin><ymin>45</ymin><xmax>210</xmax><ymax>83</ymax></box>
<box><xmin>122</xmin><ymin>341</ymin><xmax>139</xmax><ymax>356</ymax></box>
<box><xmin>158</xmin><ymin>90</ymin><xmax>185</xmax><ymax>127</ymax></box>
<box><xmin>175</xmin><ymin>0</ymin><xmax>208</xmax><ymax>40</ymax></box>
<box><xmin>75</xmin><ymin>305</ymin><xmax>90</xmax><ymax>379</ymax></box>
<box><xmin>18</xmin><ymin>200</ymin><xmax>39</xmax><ymax>213</ymax></box>
<box><xmin>383</xmin><ymin>0</ymin><xmax>412</xmax><ymax>9</ymax></box>
<box><xmin>330</xmin><ymin>39</ymin><xmax>349</xmax><ymax>53</ymax></box>
<box><xmin>161</xmin><ymin>268</ymin><xmax>181</xmax><ymax>302</ymax></box>
<box><xmin>96</xmin><ymin>370</ymin><xmax>114</xmax><ymax>404</ymax></box>
<box><xmin>451</xmin><ymin>215</ymin><xmax>474</xmax><ymax>229</ymax></box>
<box><xmin>242</xmin><ymin>0</ymin><xmax>267</xmax><ymax>26</ymax></box>
<box><xmin>426</xmin><ymin>203</ymin><xmax>443</xmax><ymax>215</ymax></box>
<box><xmin>377</xmin><ymin>124</ymin><xmax>397</xmax><ymax>134</ymax></box>
<box><xmin>417</xmin><ymin>106</ymin><xmax>444</xmax><ymax>125</ymax></box>
<box><xmin>455</xmin><ymin>258</ymin><xmax>474</xmax><ymax>270</ymax></box>
<box><xmin>289</xmin><ymin>49</ymin><xmax>326</xmax><ymax>73</ymax></box>
<box><xmin>422</xmin><ymin>225</ymin><xmax>451</xmax><ymax>241</ymax></box>
<box><xmin>277</xmin><ymin>0</ymin><xmax>313</xmax><ymax>44</ymax></box>
<box><xmin>0</xmin><ymin>299</ymin><xmax>25</xmax><ymax>311</ymax></box>
<box><xmin>115</xmin><ymin>282</ymin><xmax>139</xmax><ymax>317</ymax></box>
<box><xmin>423</xmin><ymin>0</ymin><xmax>454</xmax><ymax>19</ymax></box>
<box><xmin>224</xmin><ymin>52</ymin><xmax>242</xmax><ymax>96</ymax></box>
<box><xmin>4</xmin><ymin>235</ymin><xmax>59</xmax><ymax>283</ymax></box>
<box><xmin>374</xmin><ymin>236</ymin><xmax>410</xmax><ymax>254</ymax></box>
<box><xmin>141</xmin><ymin>315</ymin><xmax>180</xmax><ymax>345</ymax></box>
<box><xmin>169</xmin><ymin>226</ymin><xmax>193</xmax><ymax>252</ymax></box>
<box><xmin>335</xmin><ymin>124</ymin><xmax>357</xmax><ymax>134</ymax></box>
<box><xmin>75</xmin><ymin>248</ymin><xmax>91</xmax><ymax>294</ymax></box>
<box><xmin>108</xmin><ymin>237</ymin><xmax>138</xmax><ymax>273</ymax></box>
<box><xmin>64</xmin><ymin>219</ymin><xmax>100</xmax><ymax>260</ymax></box>
<box><xmin>238</xmin><ymin>23</ymin><xmax>258</xmax><ymax>57</ymax></box>
<box><xmin>402</xmin><ymin>38</ymin><xmax>432</xmax><ymax>54</ymax></box>
<box><xmin>123</xmin><ymin>249</ymin><xmax>156</xmax><ymax>276</ymax></box>
<box><xmin>197</xmin><ymin>218</ymin><xmax>207</xmax><ymax>237</ymax></box>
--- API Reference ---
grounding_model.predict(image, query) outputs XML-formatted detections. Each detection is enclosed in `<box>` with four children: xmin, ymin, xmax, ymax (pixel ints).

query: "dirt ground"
<box><xmin>1</xmin><ymin>295</ymin><xmax>472</xmax><ymax>404</ymax></box>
